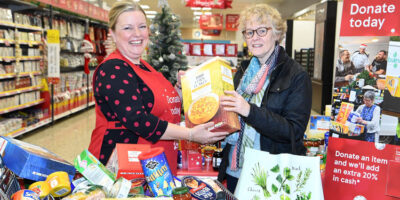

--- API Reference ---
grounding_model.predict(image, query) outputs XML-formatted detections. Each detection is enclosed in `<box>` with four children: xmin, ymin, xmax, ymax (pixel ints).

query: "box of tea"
<box><xmin>181</xmin><ymin>57</ymin><xmax>240</xmax><ymax>133</ymax></box>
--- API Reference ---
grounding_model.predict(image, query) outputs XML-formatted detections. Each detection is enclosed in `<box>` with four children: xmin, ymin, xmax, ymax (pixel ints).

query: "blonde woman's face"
<box><xmin>244</xmin><ymin>17</ymin><xmax>278</xmax><ymax>64</ymax></box>
<box><xmin>111</xmin><ymin>10</ymin><xmax>149</xmax><ymax>63</ymax></box>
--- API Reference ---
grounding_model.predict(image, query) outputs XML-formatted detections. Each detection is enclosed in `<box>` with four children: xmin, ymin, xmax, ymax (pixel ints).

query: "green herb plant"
<box><xmin>251</xmin><ymin>162</ymin><xmax>271</xmax><ymax>198</ymax></box>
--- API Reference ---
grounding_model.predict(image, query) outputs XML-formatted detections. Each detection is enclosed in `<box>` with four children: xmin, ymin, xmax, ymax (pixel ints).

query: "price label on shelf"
<box><xmin>47</xmin><ymin>30</ymin><xmax>60</xmax><ymax>84</ymax></box>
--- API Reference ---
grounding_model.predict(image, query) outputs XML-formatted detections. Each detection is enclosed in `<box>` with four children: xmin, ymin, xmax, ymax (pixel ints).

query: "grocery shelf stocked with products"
<box><xmin>0</xmin><ymin>5</ymin><xmax>47</xmax><ymax>138</ymax></box>
<box><xmin>0</xmin><ymin>0</ymin><xmax>108</xmax><ymax>138</ymax></box>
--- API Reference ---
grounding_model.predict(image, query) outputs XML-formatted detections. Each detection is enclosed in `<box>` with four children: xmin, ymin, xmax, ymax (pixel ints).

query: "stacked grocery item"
<box><xmin>0</xmin><ymin>136</ymin><xmax>235</xmax><ymax>200</ymax></box>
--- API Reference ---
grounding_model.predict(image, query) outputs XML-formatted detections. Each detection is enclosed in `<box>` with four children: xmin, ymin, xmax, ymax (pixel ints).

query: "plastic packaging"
<box><xmin>138</xmin><ymin>147</ymin><xmax>175</xmax><ymax>197</ymax></box>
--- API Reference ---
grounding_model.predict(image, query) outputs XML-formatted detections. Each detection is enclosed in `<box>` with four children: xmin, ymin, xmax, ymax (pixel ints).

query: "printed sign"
<box><xmin>47</xmin><ymin>30</ymin><xmax>60</xmax><ymax>84</ymax></box>
<box><xmin>324</xmin><ymin>137</ymin><xmax>400</xmax><ymax>199</ymax></box>
<box><xmin>199</xmin><ymin>14</ymin><xmax>223</xmax><ymax>30</ymax></box>
<box><xmin>226</xmin><ymin>14</ymin><xmax>239</xmax><ymax>31</ymax></box>
<box><xmin>185</xmin><ymin>0</ymin><xmax>232</xmax><ymax>9</ymax></box>
<box><xmin>386</xmin><ymin>41</ymin><xmax>400</xmax><ymax>97</ymax></box>
<box><xmin>340</xmin><ymin>0</ymin><xmax>400</xmax><ymax>36</ymax></box>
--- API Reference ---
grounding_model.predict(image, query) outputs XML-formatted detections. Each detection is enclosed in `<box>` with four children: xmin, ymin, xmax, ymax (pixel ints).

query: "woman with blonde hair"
<box><xmin>218</xmin><ymin>4</ymin><xmax>312</xmax><ymax>192</ymax></box>
<box><xmin>88</xmin><ymin>1</ymin><xmax>228</xmax><ymax>174</ymax></box>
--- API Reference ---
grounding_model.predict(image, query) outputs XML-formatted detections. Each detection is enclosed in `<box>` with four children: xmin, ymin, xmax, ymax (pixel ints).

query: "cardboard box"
<box><xmin>0</xmin><ymin>136</ymin><xmax>75</xmax><ymax>181</ymax></box>
<box><xmin>307</xmin><ymin>115</ymin><xmax>331</xmax><ymax>139</ymax></box>
<box><xmin>181</xmin><ymin>57</ymin><xmax>240</xmax><ymax>133</ymax></box>
<box><xmin>335</xmin><ymin>102</ymin><xmax>354</xmax><ymax>124</ymax></box>
<box><xmin>106</xmin><ymin>144</ymin><xmax>151</xmax><ymax>180</ymax></box>
<box><xmin>74</xmin><ymin>149</ymin><xmax>116</xmax><ymax>191</ymax></box>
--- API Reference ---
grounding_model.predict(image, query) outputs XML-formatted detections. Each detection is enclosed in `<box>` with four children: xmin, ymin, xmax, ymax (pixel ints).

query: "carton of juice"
<box><xmin>181</xmin><ymin>57</ymin><xmax>240</xmax><ymax>133</ymax></box>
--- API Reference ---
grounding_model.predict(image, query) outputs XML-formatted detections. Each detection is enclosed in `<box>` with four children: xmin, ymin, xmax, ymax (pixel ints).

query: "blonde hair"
<box><xmin>239</xmin><ymin>4</ymin><xmax>287</xmax><ymax>43</ymax></box>
<box><xmin>108</xmin><ymin>1</ymin><xmax>146</xmax><ymax>31</ymax></box>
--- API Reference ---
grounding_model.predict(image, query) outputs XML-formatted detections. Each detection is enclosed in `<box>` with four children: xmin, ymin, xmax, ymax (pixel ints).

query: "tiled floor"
<box><xmin>18</xmin><ymin>108</ymin><xmax>321</xmax><ymax>164</ymax></box>
<box><xmin>19</xmin><ymin>108</ymin><xmax>96</xmax><ymax>164</ymax></box>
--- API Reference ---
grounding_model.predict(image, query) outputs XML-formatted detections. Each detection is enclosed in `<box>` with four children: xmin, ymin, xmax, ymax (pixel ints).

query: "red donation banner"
<box><xmin>226</xmin><ymin>14</ymin><xmax>239</xmax><ymax>31</ymax></box>
<box><xmin>324</xmin><ymin>137</ymin><xmax>400</xmax><ymax>199</ymax></box>
<box><xmin>199</xmin><ymin>14</ymin><xmax>223</xmax><ymax>30</ymax></box>
<box><xmin>185</xmin><ymin>0</ymin><xmax>232</xmax><ymax>9</ymax></box>
<box><xmin>340</xmin><ymin>0</ymin><xmax>400</xmax><ymax>36</ymax></box>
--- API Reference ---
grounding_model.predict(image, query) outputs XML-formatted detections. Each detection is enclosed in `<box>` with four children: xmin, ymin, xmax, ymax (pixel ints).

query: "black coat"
<box><xmin>218</xmin><ymin>47</ymin><xmax>312</xmax><ymax>181</ymax></box>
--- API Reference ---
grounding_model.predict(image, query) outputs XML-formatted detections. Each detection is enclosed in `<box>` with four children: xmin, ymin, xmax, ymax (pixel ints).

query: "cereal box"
<box><xmin>335</xmin><ymin>102</ymin><xmax>354</xmax><ymax>124</ymax></box>
<box><xmin>306</xmin><ymin>115</ymin><xmax>330</xmax><ymax>139</ymax></box>
<box><xmin>181</xmin><ymin>57</ymin><xmax>240</xmax><ymax>133</ymax></box>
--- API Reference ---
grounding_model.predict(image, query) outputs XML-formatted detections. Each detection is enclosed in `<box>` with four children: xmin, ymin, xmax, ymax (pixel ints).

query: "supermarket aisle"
<box><xmin>19</xmin><ymin>108</ymin><xmax>95</xmax><ymax>164</ymax></box>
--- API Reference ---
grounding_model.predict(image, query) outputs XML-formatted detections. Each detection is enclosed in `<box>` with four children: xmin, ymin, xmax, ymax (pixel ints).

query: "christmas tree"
<box><xmin>147</xmin><ymin>4</ymin><xmax>188</xmax><ymax>85</ymax></box>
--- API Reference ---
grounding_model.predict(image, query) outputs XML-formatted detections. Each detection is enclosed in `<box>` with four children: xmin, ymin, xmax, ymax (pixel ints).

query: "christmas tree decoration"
<box><xmin>147</xmin><ymin>4</ymin><xmax>188</xmax><ymax>85</ymax></box>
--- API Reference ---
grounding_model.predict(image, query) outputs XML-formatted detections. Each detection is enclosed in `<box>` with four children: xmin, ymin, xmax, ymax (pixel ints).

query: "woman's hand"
<box><xmin>356</xmin><ymin>117</ymin><xmax>367</xmax><ymax>125</ymax></box>
<box><xmin>220</xmin><ymin>90</ymin><xmax>251</xmax><ymax>117</ymax></box>
<box><xmin>190</xmin><ymin>122</ymin><xmax>229</xmax><ymax>144</ymax></box>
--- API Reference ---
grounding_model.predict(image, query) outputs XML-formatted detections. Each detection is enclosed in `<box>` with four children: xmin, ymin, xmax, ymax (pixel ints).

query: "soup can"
<box><xmin>138</xmin><ymin>147</ymin><xmax>175</xmax><ymax>197</ymax></box>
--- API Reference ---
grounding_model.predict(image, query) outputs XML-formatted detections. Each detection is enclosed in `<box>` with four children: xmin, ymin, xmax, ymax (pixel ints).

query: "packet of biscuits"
<box><xmin>181</xmin><ymin>57</ymin><xmax>240</xmax><ymax>133</ymax></box>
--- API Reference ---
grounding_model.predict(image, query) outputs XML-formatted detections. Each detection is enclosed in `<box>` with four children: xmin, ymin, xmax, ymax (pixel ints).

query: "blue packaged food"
<box><xmin>182</xmin><ymin>176</ymin><xmax>216</xmax><ymax>200</ymax></box>
<box><xmin>138</xmin><ymin>147</ymin><xmax>175</xmax><ymax>197</ymax></box>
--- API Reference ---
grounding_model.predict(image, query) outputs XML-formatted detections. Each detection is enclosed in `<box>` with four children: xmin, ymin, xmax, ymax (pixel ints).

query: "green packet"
<box><xmin>74</xmin><ymin>149</ymin><xmax>116</xmax><ymax>192</ymax></box>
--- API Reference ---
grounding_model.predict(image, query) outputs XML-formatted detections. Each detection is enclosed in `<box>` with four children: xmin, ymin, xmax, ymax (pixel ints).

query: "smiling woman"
<box><xmin>218</xmin><ymin>3</ymin><xmax>312</xmax><ymax>193</ymax></box>
<box><xmin>88</xmin><ymin>1</ymin><xmax>229</xmax><ymax>173</ymax></box>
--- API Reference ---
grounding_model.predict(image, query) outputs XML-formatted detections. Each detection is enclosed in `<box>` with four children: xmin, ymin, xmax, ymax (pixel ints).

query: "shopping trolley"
<box><xmin>0</xmin><ymin>155</ymin><xmax>20</xmax><ymax>200</ymax></box>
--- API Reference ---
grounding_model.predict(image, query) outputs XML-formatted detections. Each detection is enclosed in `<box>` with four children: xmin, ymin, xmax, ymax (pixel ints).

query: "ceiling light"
<box><xmin>202</xmin><ymin>7</ymin><xmax>211</xmax><ymax>10</ymax></box>
<box><xmin>193</xmin><ymin>11</ymin><xmax>203</xmax><ymax>15</ymax></box>
<box><xmin>133</xmin><ymin>0</ymin><xmax>140</xmax><ymax>2</ymax></box>
<box><xmin>191</xmin><ymin>7</ymin><xmax>201</xmax><ymax>10</ymax></box>
<box><xmin>372</xmin><ymin>38</ymin><xmax>379</xmax><ymax>42</ymax></box>
<box><xmin>145</xmin><ymin>10</ymin><xmax>157</xmax><ymax>15</ymax></box>
<box><xmin>140</xmin><ymin>5</ymin><xmax>150</xmax><ymax>9</ymax></box>
<box><xmin>204</xmin><ymin>12</ymin><xmax>212</xmax><ymax>15</ymax></box>
<box><xmin>194</xmin><ymin>16</ymin><xmax>200</xmax><ymax>19</ymax></box>
<box><xmin>147</xmin><ymin>15</ymin><xmax>156</xmax><ymax>19</ymax></box>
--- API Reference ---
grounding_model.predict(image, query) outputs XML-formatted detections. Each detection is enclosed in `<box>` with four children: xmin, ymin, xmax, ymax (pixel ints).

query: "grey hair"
<box><xmin>339</xmin><ymin>49</ymin><xmax>348</xmax><ymax>57</ymax></box>
<box><xmin>364</xmin><ymin>91</ymin><xmax>375</xmax><ymax>101</ymax></box>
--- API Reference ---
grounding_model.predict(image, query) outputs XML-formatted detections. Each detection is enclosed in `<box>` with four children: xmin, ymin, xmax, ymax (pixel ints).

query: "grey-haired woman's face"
<box><xmin>244</xmin><ymin>17</ymin><xmax>278</xmax><ymax>63</ymax></box>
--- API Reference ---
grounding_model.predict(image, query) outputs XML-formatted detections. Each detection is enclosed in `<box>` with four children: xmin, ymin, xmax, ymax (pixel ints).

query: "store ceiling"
<box><xmin>99</xmin><ymin>0</ymin><xmax>320</xmax><ymax>28</ymax></box>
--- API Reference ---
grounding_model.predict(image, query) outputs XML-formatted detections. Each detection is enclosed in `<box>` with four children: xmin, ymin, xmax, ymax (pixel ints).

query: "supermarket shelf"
<box><xmin>0</xmin><ymin>39</ymin><xmax>15</xmax><ymax>45</ymax></box>
<box><xmin>0</xmin><ymin>56</ymin><xmax>16</xmax><ymax>62</ymax></box>
<box><xmin>20</xmin><ymin>56</ymin><xmax>41</xmax><ymax>61</ymax></box>
<box><xmin>71</xmin><ymin>104</ymin><xmax>88</xmax><ymax>114</ymax></box>
<box><xmin>60</xmin><ymin>66</ymin><xmax>84</xmax><ymax>73</ymax></box>
<box><xmin>6</xmin><ymin>118</ymin><xmax>52</xmax><ymax>138</ymax></box>
<box><xmin>18</xmin><ymin>40</ymin><xmax>41</xmax><ymax>46</ymax></box>
<box><xmin>54</xmin><ymin>104</ymin><xmax>89</xmax><ymax>121</ymax></box>
<box><xmin>0</xmin><ymin>98</ymin><xmax>45</xmax><ymax>115</ymax></box>
<box><xmin>60</xmin><ymin>49</ymin><xmax>84</xmax><ymax>54</ymax></box>
<box><xmin>14</xmin><ymin>24</ymin><xmax>43</xmax><ymax>31</ymax></box>
<box><xmin>0</xmin><ymin>21</ymin><xmax>16</xmax><ymax>28</ymax></box>
<box><xmin>89</xmin><ymin>101</ymin><xmax>95</xmax><ymax>107</ymax></box>
<box><xmin>0</xmin><ymin>85</ymin><xmax>42</xmax><ymax>97</ymax></box>
<box><xmin>0</xmin><ymin>71</ymin><xmax>42</xmax><ymax>80</ymax></box>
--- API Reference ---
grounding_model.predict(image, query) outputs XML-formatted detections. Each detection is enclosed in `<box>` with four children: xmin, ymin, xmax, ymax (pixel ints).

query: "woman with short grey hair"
<box><xmin>355</xmin><ymin>90</ymin><xmax>381</xmax><ymax>142</ymax></box>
